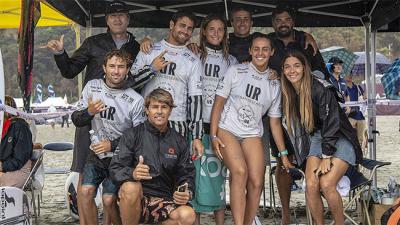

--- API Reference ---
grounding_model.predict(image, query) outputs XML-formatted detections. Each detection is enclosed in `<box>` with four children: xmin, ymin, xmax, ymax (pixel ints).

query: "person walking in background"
<box><xmin>110</xmin><ymin>88</ymin><xmax>196</xmax><ymax>225</ymax></box>
<box><xmin>71</xmin><ymin>50</ymin><xmax>145</xmax><ymax>225</ymax></box>
<box><xmin>280</xmin><ymin>50</ymin><xmax>362</xmax><ymax>224</ymax></box>
<box><xmin>210</xmin><ymin>33</ymin><xmax>288</xmax><ymax>225</ymax></box>
<box><xmin>344</xmin><ymin>74</ymin><xmax>366</xmax><ymax>147</ymax></box>
<box><xmin>61</xmin><ymin>113</ymin><xmax>70</xmax><ymax>128</ymax></box>
<box><xmin>0</xmin><ymin>96</ymin><xmax>33</xmax><ymax>188</ymax></box>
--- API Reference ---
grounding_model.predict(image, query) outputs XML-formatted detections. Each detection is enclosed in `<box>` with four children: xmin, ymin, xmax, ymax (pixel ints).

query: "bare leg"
<box><xmin>102</xmin><ymin>194</ymin><xmax>122</xmax><ymax>225</ymax></box>
<box><xmin>161</xmin><ymin>206</ymin><xmax>196</xmax><ymax>225</ymax></box>
<box><xmin>241</xmin><ymin>137</ymin><xmax>265</xmax><ymax>225</ymax></box>
<box><xmin>119</xmin><ymin>182</ymin><xmax>142</xmax><ymax>225</ymax></box>
<box><xmin>319</xmin><ymin>158</ymin><xmax>349</xmax><ymax>225</ymax></box>
<box><xmin>77</xmin><ymin>175</ymin><xmax>87</xmax><ymax>225</ymax></box>
<box><xmin>218</xmin><ymin>128</ymin><xmax>248</xmax><ymax>225</ymax></box>
<box><xmin>80</xmin><ymin>185</ymin><xmax>99</xmax><ymax>224</ymax></box>
<box><xmin>214</xmin><ymin>208</ymin><xmax>225</xmax><ymax>225</ymax></box>
<box><xmin>275</xmin><ymin>155</ymin><xmax>294</xmax><ymax>225</ymax></box>
<box><xmin>305</xmin><ymin>156</ymin><xmax>324</xmax><ymax>225</ymax></box>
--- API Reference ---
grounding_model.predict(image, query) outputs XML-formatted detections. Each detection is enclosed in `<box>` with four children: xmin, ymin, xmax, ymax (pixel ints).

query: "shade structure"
<box><xmin>351</xmin><ymin>52</ymin><xmax>391</xmax><ymax>76</ymax></box>
<box><xmin>381</xmin><ymin>58</ymin><xmax>400</xmax><ymax>100</ymax></box>
<box><xmin>0</xmin><ymin>0</ymin><xmax>74</xmax><ymax>28</ymax></box>
<box><xmin>321</xmin><ymin>46</ymin><xmax>359</xmax><ymax>76</ymax></box>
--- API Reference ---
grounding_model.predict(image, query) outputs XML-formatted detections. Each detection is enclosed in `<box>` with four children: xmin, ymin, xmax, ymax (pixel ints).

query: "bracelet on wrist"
<box><xmin>210</xmin><ymin>135</ymin><xmax>218</xmax><ymax>141</ymax></box>
<box><xmin>322</xmin><ymin>154</ymin><xmax>332</xmax><ymax>159</ymax></box>
<box><xmin>278</xmin><ymin>149</ymin><xmax>288</xmax><ymax>157</ymax></box>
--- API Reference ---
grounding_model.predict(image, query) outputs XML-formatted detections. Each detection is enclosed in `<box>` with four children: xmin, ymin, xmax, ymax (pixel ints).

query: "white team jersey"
<box><xmin>200</xmin><ymin>47</ymin><xmax>238</xmax><ymax>123</ymax></box>
<box><xmin>77</xmin><ymin>79</ymin><xmax>145</xmax><ymax>141</ymax></box>
<box><xmin>216</xmin><ymin>63</ymin><xmax>281</xmax><ymax>138</ymax></box>
<box><xmin>131</xmin><ymin>40</ymin><xmax>203</xmax><ymax>122</ymax></box>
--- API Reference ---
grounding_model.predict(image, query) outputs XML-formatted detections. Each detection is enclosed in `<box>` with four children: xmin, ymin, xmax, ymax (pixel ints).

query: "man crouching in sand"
<box><xmin>110</xmin><ymin>88</ymin><xmax>196</xmax><ymax>225</ymax></box>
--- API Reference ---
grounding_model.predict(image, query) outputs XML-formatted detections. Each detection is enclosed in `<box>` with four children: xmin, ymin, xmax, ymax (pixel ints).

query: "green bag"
<box><xmin>192</xmin><ymin>134</ymin><xmax>227</xmax><ymax>212</ymax></box>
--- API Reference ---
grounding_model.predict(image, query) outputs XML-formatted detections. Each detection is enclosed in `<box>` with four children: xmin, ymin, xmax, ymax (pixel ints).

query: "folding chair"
<box><xmin>329</xmin><ymin>158</ymin><xmax>391</xmax><ymax>225</ymax></box>
<box><xmin>265</xmin><ymin>165</ymin><xmax>313</xmax><ymax>225</ymax></box>
<box><xmin>22</xmin><ymin>149</ymin><xmax>44</xmax><ymax>223</ymax></box>
<box><xmin>43</xmin><ymin>142</ymin><xmax>73</xmax><ymax>174</ymax></box>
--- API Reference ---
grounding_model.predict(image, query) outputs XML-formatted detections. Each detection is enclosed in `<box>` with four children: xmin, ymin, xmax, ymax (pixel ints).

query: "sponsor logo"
<box><xmin>165</xmin><ymin>147</ymin><xmax>177</xmax><ymax>159</ymax></box>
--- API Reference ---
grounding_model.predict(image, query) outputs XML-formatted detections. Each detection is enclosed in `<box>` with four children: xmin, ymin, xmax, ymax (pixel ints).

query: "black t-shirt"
<box><xmin>228</xmin><ymin>33</ymin><xmax>252</xmax><ymax>63</ymax></box>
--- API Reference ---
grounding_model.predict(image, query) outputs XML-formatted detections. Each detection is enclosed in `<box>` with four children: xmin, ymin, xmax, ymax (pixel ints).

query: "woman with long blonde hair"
<box><xmin>280</xmin><ymin>50</ymin><xmax>362</xmax><ymax>225</ymax></box>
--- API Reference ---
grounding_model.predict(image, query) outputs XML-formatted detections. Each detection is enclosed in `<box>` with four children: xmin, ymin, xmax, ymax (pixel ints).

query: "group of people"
<box><xmin>32</xmin><ymin>1</ymin><xmax>365</xmax><ymax>225</ymax></box>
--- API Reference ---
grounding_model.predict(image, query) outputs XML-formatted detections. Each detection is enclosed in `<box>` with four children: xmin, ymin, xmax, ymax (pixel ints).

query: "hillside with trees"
<box><xmin>0</xmin><ymin>26</ymin><xmax>399</xmax><ymax>102</ymax></box>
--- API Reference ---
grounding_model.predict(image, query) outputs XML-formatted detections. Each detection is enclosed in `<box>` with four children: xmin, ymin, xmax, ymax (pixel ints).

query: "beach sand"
<box><xmin>34</xmin><ymin>116</ymin><xmax>400</xmax><ymax>224</ymax></box>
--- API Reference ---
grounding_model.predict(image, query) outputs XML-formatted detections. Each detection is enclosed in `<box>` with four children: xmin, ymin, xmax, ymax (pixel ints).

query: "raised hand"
<box><xmin>150</xmin><ymin>50</ymin><xmax>172</xmax><ymax>72</ymax></box>
<box><xmin>87</xmin><ymin>96</ymin><xmax>107</xmax><ymax>116</ymax></box>
<box><xmin>40</xmin><ymin>35</ymin><xmax>65</xmax><ymax>54</ymax></box>
<box><xmin>132</xmin><ymin>155</ymin><xmax>152</xmax><ymax>181</ymax></box>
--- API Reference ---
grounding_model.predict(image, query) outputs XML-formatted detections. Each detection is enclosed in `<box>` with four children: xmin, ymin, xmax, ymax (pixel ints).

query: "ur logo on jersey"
<box><xmin>160</xmin><ymin>63</ymin><xmax>176</xmax><ymax>76</ymax></box>
<box><xmin>204</xmin><ymin>63</ymin><xmax>220</xmax><ymax>78</ymax></box>
<box><xmin>99</xmin><ymin>106</ymin><xmax>116</xmax><ymax>120</ymax></box>
<box><xmin>245</xmin><ymin>84</ymin><xmax>261</xmax><ymax>101</ymax></box>
<box><xmin>238</xmin><ymin>105</ymin><xmax>255</xmax><ymax>126</ymax></box>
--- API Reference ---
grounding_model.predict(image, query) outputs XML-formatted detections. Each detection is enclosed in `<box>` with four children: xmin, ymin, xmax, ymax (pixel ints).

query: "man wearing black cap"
<box><xmin>41</xmin><ymin>1</ymin><xmax>149</xmax><ymax>225</ymax></box>
<box><xmin>328</xmin><ymin>56</ymin><xmax>347</xmax><ymax>97</ymax></box>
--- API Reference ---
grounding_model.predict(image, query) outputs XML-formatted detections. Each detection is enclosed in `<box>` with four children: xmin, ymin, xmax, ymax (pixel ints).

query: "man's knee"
<box><xmin>80</xmin><ymin>185</ymin><xmax>97</xmax><ymax>199</ymax></box>
<box><xmin>119</xmin><ymin>182</ymin><xmax>142</xmax><ymax>203</ymax></box>
<box><xmin>102</xmin><ymin>195</ymin><xmax>117</xmax><ymax>208</ymax></box>
<box><xmin>171</xmin><ymin>206</ymin><xmax>196</xmax><ymax>225</ymax></box>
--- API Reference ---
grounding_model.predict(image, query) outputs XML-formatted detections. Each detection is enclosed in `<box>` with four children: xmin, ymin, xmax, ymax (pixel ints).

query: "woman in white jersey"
<box><xmin>210</xmin><ymin>32</ymin><xmax>288</xmax><ymax>225</ymax></box>
<box><xmin>192</xmin><ymin>14</ymin><xmax>237</xmax><ymax>225</ymax></box>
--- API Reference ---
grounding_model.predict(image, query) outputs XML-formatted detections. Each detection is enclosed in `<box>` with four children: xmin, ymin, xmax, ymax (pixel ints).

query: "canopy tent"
<box><xmin>43</xmin><ymin>0</ymin><xmax>400</xmax><ymax>32</ymax></box>
<box><xmin>20</xmin><ymin>0</ymin><xmax>400</xmax><ymax>183</ymax></box>
<box><xmin>0</xmin><ymin>0</ymin><xmax>74</xmax><ymax>28</ymax></box>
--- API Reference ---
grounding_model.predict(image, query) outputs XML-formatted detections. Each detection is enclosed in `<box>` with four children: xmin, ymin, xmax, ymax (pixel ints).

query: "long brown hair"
<box><xmin>281</xmin><ymin>50</ymin><xmax>314</xmax><ymax>133</ymax></box>
<box><xmin>199</xmin><ymin>14</ymin><xmax>229</xmax><ymax>63</ymax></box>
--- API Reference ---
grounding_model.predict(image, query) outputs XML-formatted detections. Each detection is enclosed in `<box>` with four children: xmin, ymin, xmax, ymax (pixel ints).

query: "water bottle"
<box><xmin>89</xmin><ymin>130</ymin><xmax>113</xmax><ymax>159</ymax></box>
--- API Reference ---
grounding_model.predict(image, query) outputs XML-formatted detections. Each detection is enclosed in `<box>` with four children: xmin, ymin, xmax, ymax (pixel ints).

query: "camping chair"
<box><xmin>265</xmin><ymin>164</ymin><xmax>313</xmax><ymax>225</ymax></box>
<box><xmin>330</xmin><ymin>158</ymin><xmax>391</xmax><ymax>225</ymax></box>
<box><xmin>22</xmin><ymin>149</ymin><xmax>44</xmax><ymax>223</ymax></box>
<box><xmin>43</xmin><ymin>142</ymin><xmax>73</xmax><ymax>174</ymax></box>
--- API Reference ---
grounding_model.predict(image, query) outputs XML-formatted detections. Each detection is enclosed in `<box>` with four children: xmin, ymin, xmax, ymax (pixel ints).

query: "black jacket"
<box><xmin>311</xmin><ymin>78</ymin><xmax>363</xmax><ymax>164</ymax></box>
<box><xmin>109</xmin><ymin>121</ymin><xmax>195</xmax><ymax>199</ymax></box>
<box><xmin>0</xmin><ymin>118</ymin><xmax>32</xmax><ymax>172</ymax></box>
<box><xmin>267</xmin><ymin>32</ymin><xmax>329</xmax><ymax>79</ymax></box>
<box><xmin>54</xmin><ymin>31</ymin><xmax>140</xmax><ymax>87</ymax></box>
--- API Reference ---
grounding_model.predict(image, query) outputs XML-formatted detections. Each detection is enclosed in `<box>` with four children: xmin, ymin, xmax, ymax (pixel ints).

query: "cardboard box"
<box><xmin>369</xmin><ymin>204</ymin><xmax>392</xmax><ymax>225</ymax></box>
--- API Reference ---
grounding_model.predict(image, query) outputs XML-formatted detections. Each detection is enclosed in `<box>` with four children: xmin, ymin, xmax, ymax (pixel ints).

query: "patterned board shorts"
<box><xmin>139</xmin><ymin>196</ymin><xmax>179</xmax><ymax>224</ymax></box>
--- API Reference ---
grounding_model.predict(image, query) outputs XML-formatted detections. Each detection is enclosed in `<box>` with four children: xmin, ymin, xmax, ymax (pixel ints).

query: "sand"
<box><xmin>34</xmin><ymin>116</ymin><xmax>400</xmax><ymax>224</ymax></box>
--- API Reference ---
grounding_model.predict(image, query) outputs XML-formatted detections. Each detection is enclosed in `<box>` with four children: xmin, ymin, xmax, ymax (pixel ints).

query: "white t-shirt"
<box><xmin>200</xmin><ymin>48</ymin><xmax>238</xmax><ymax>123</ymax></box>
<box><xmin>131</xmin><ymin>40</ymin><xmax>203</xmax><ymax>122</ymax></box>
<box><xmin>77</xmin><ymin>79</ymin><xmax>145</xmax><ymax>141</ymax></box>
<box><xmin>216</xmin><ymin>63</ymin><xmax>281</xmax><ymax>138</ymax></box>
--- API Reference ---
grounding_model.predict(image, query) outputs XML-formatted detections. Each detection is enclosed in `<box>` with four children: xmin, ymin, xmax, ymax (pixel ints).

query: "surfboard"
<box><xmin>0</xmin><ymin>49</ymin><xmax>5</xmax><ymax>143</ymax></box>
<box><xmin>0</xmin><ymin>187</ymin><xmax>32</xmax><ymax>225</ymax></box>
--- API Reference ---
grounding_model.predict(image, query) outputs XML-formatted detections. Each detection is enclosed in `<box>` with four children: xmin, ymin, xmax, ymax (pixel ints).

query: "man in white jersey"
<box><xmin>132</xmin><ymin>11</ymin><xmax>204</xmax><ymax>157</ymax></box>
<box><xmin>71</xmin><ymin>50</ymin><xmax>145</xmax><ymax>225</ymax></box>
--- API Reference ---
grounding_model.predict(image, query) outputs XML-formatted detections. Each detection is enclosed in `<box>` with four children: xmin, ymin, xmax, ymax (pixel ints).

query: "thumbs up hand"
<box><xmin>132</xmin><ymin>155</ymin><xmax>152</xmax><ymax>181</ymax></box>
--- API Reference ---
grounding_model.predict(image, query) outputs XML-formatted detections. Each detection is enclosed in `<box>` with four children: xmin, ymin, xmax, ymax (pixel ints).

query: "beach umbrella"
<box><xmin>18</xmin><ymin>0</ymin><xmax>41</xmax><ymax>111</ymax></box>
<box><xmin>321</xmin><ymin>46</ymin><xmax>359</xmax><ymax>76</ymax></box>
<box><xmin>351</xmin><ymin>52</ymin><xmax>391</xmax><ymax>76</ymax></box>
<box><xmin>381</xmin><ymin>58</ymin><xmax>400</xmax><ymax>100</ymax></box>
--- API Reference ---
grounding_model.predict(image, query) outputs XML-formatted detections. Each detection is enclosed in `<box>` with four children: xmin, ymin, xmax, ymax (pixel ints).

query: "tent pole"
<box><xmin>72</xmin><ymin>24</ymin><xmax>82</xmax><ymax>98</ymax></box>
<box><xmin>371</xmin><ymin>30</ymin><xmax>378</xmax><ymax>186</ymax></box>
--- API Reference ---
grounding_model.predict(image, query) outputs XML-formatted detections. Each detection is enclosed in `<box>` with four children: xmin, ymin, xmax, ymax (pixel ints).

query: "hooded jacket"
<box><xmin>311</xmin><ymin>78</ymin><xmax>363</xmax><ymax>163</ymax></box>
<box><xmin>0</xmin><ymin>118</ymin><xmax>32</xmax><ymax>172</ymax></box>
<box><xmin>109</xmin><ymin>120</ymin><xmax>195</xmax><ymax>199</ymax></box>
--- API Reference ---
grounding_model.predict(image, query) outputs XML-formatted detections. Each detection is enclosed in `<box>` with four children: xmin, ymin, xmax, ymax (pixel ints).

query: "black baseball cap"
<box><xmin>105</xmin><ymin>1</ymin><xmax>128</xmax><ymax>15</ymax></box>
<box><xmin>328</xmin><ymin>56</ymin><xmax>344</xmax><ymax>64</ymax></box>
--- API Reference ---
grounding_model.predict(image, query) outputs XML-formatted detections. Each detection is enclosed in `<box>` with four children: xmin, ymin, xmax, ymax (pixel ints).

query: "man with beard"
<box><xmin>266</xmin><ymin>7</ymin><xmax>329</xmax><ymax>225</ymax></box>
<box><xmin>131</xmin><ymin>11</ymin><xmax>204</xmax><ymax>158</ymax></box>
